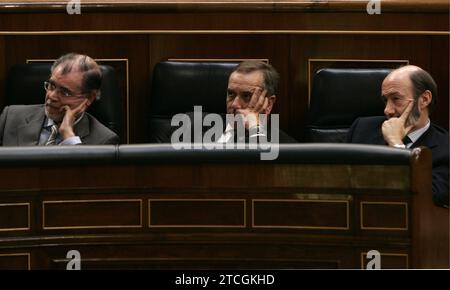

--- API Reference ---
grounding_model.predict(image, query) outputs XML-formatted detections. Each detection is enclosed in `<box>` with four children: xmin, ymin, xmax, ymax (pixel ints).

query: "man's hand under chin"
<box><xmin>235</xmin><ymin>88</ymin><xmax>269</xmax><ymax>129</ymax></box>
<box><xmin>58</xmin><ymin>99</ymin><xmax>89</xmax><ymax>140</ymax></box>
<box><xmin>382</xmin><ymin>100</ymin><xmax>415</xmax><ymax>146</ymax></box>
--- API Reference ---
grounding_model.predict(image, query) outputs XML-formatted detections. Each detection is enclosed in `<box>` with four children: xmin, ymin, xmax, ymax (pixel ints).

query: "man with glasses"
<box><xmin>218</xmin><ymin>61</ymin><xmax>296</xmax><ymax>144</ymax></box>
<box><xmin>347</xmin><ymin>65</ymin><xmax>449</xmax><ymax>208</ymax></box>
<box><xmin>0</xmin><ymin>53</ymin><xmax>119</xmax><ymax>145</ymax></box>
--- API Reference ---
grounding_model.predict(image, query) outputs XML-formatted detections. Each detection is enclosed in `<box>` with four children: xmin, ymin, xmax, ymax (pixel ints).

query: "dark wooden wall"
<box><xmin>0</xmin><ymin>1</ymin><xmax>449</xmax><ymax>143</ymax></box>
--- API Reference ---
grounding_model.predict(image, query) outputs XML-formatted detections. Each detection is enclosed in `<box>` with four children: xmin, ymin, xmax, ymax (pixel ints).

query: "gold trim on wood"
<box><xmin>26</xmin><ymin>58</ymin><xmax>130</xmax><ymax>144</ymax></box>
<box><xmin>148</xmin><ymin>199</ymin><xmax>247</xmax><ymax>228</ymax></box>
<box><xmin>360</xmin><ymin>201</ymin><xmax>409</xmax><ymax>231</ymax></box>
<box><xmin>360</xmin><ymin>252</ymin><xmax>409</xmax><ymax>269</ymax></box>
<box><xmin>252</xmin><ymin>199</ymin><xmax>350</xmax><ymax>230</ymax></box>
<box><xmin>0</xmin><ymin>30</ymin><xmax>449</xmax><ymax>36</ymax></box>
<box><xmin>0</xmin><ymin>203</ymin><xmax>30</xmax><ymax>232</ymax></box>
<box><xmin>1</xmin><ymin>1</ymin><xmax>448</xmax><ymax>13</ymax></box>
<box><xmin>307</xmin><ymin>58</ymin><xmax>410</xmax><ymax>106</ymax></box>
<box><xmin>0</xmin><ymin>253</ymin><xmax>31</xmax><ymax>270</ymax></box>
<box><xmin>168</xmin><ymin>58</ymin><xmax>269</xmax><ymax>63</ymax></box>
<box><xmin>42</xmin><ymin>199</ymin><xmax>143</xmax><ymax>230</ymax></box>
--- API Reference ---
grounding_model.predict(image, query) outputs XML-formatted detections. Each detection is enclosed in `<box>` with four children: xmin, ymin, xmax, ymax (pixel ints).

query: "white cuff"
<box><xmin>59</xmin><ymin>136</ymin><xmax>82</xmax><ymax>145</ymax></box>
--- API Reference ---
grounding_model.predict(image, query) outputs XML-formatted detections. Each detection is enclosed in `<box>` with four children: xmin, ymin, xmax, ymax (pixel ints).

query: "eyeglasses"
<box><xmin>44</xmin><ymin>80</ymin><xmax>87</xmax><ymax>98</ymax></box>
<box><xmin>226</xmin><ymin>87</ymin><xmax>265</xmax><ymax>103</ymax></box>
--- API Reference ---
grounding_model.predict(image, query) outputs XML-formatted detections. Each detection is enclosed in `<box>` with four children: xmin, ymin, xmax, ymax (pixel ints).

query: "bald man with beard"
<box><xmin>347</xmin><ymin>65</ymin><xmax>449</xmax><ymax>208</ymax></box>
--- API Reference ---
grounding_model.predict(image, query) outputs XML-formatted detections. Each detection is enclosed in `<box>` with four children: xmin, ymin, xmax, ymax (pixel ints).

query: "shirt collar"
<box><xmin>224</xmin><ymin>123</ymin><xmax>234</xmax><ymax>133</ymax></box>
<box><xmin>408</xmin><ymin>119</ymin><xmax>430</xmax><ymax>144</ymax></box>
<box><xmin>44</xmin><ymin>117</ymin><xmax>56</xmax><ymax>128</ymax></box>
<box><xmin>216</xmin><ymin>123</ymin><xmax>234</xmax><ymax>143</ymax></box>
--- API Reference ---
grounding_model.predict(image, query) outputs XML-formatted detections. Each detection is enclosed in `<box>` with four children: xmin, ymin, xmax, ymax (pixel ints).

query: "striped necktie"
<box><xmin>45</xmin><ymin>125</ymin><xmax>58</xmax><ymax>146</ymax></box>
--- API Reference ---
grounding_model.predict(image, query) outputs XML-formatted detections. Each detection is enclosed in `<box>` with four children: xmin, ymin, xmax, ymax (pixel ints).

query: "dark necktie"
<box><xmin>402</xmin><ymin>135</ymin><xmax>413</xmax><ymax>147</ymax></box>
<box><xmin>45</xmin><ymin>125</ymin><xmax>58</xmax><ymax>146</ymax></box>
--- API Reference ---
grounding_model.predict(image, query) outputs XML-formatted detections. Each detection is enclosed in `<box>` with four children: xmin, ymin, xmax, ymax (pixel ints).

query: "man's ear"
<box><xmin>86</xmin><ymin>90</ymin><xmax>99</xmax><ymax>106</ymax></box>
<box><xmin>265</xmin><ymin>95</ymin><xmax>276</xmax><ymax>114</ymax></box>
<box><xmin>419</xmin><ymin>90</ymin><xmax>432</xmax><ymax>110</ymax></box>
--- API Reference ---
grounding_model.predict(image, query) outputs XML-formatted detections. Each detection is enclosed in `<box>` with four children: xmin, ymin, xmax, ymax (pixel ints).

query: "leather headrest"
<box><xmin>308</xmin><ymin>68</ymin><xmax>391</xmax><ymax>127</ymax></box>
<box><xmin>150</xmin><ymin>61</ymin><xmax>239</xmax><ymax>115</ymax></box>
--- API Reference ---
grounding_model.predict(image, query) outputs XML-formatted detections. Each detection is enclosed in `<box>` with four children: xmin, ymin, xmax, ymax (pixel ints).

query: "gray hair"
<box><xmin>231</xmin><ymin>61</ymin><xmax>280</xmax><ymax>96</ymax></box>
<box><xmin>51</xmin><ymin>53</ymin><xmax>102</xmax><ymax>96</ymax></box>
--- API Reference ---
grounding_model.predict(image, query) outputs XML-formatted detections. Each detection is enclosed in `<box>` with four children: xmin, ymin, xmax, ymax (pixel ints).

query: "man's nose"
<box><xmin>231</xmin><ymin>96</ymin><xmax>243</xmax><ymax>109</ymax></box>
<box><xmin>46</xmin><ymin>89</ymin><xmax>59</xmax><ymax>101</ymax></box>
<box><xmin>384</xmin><ymin>101</ymin><xmax>395</xmax><ymax>117</ymax></box>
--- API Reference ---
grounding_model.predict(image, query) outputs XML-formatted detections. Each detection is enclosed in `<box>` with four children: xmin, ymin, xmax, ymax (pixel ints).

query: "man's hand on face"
<box><xmin>58</xmin><ymin>99</ymin><xmax>89</xmax><ymax>140</ymax></box>
<box><xmin>382</xmin><ymin>100</ymin><xmax>415</xmax><ymax>146</ymax></box>
<box><xmin>236</xmin><ymin>88</ymin><xmax>269</xmax><ymax>129</ymax></box>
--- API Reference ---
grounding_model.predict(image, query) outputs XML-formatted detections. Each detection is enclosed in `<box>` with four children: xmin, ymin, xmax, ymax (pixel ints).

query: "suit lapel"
<box><xmin>371</xmin><ymin>127</ymin><xmax>386</xmax><ymax>145</ymax></box>
<box><xmin>17</xmin><ymin>106</ymin><xmax>45</xmax><ymax>146</ymax></box>
<box><xmin>412</xmin><ymin>126</ymin><xmax>436</xmax><ymax>149</ymax></box>
<box><xmin>357</xmin><ymin>117</ymin><xmax>386</xmax><ymax>145</ymax></box>
<box><xmin>74</xmin><ymin>114</ymin><xmax>90</xmax><ymax>142</ymax></box>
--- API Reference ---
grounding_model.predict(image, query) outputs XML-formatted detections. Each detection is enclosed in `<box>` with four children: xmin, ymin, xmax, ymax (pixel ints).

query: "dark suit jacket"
<box><xmin>0</xmin><ymin>104</ymin><xmax>119</xmax><ymax>146</ymax></box>
<box><xmin>157</xmin><ymin>111</ymin><xmax>297</xmax><ymax>144</ymax></box>
<box><xmin>347</xmin><ymin>116</ymin><xmax>449</xmax><ymax>208</ymax></box>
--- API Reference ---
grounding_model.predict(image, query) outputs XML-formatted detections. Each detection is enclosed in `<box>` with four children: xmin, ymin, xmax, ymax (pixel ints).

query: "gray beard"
<box><xmin>44</xmin><ymin>106</ymin><xmax>62</xmax><ymax>123</ymax></box>
<box><xmin>406</xmin><ymin>101</ymin><xmax>421</xmax><ymax>128</ymax></box>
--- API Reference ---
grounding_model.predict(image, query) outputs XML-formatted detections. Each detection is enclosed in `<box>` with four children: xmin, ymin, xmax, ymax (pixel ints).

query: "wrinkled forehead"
<box><xmin>228</xmin><ymin>71</ymin><xmax>265</xmax><ymax>90</ymax></box>
<box><xmin>52</xmin><ymin>61</ymin><xmax>81</xmax><ymax>76</ymax></box>
<box><xmin>382</xmin><ymin>71</ymin><xmax>413</xmax><ymax>96</ymax></box>
<box><xmin>49</xmin><ymin>68</ymin><xmax>85</xmax><ymax>91</ymax></box>
<box><xmin>51</xmin><ymin>66</ymin><xmax>82</xmax><ymax>78</ymax></box>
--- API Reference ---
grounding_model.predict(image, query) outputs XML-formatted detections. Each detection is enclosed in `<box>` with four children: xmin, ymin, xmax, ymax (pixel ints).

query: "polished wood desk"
<box><xmin>0</xmin><ymin>144</ymin><xmax>448</xmax><ymax>269</ymax></box>
<box><xmin>0</xmin><ymin>1</ymin><xmax>449</xmax><ymax>143</ymax></box>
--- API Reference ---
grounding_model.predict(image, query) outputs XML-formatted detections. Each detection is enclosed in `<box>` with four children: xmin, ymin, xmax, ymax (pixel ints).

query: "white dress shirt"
<box><xmin>405</xmin><ymin>119</ymin><xmax>430</xmax><ymax>148</ymax></box>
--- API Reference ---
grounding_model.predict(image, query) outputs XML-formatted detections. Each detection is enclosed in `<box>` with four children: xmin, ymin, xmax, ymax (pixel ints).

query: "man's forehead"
<box><xmin>229</xmin><ymin>71</ymin><xmax>264</xmax><ymax>85</ymax></box>
<box><xmin>382</xmin><ymin>72</ymin><xmax>412</xmax><ymax>91</ymax></box>
<box><xmin>51</xmin><ymin>66</ymin><xmax>83</xmax><ymax>78</ymax></box>
<box><xmin>50</xmin><ymin>67</ymin><xmax>84</xmax><ymax>90</ymax></box>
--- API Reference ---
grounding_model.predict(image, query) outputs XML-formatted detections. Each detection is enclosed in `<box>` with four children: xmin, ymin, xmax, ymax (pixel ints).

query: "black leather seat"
<box><xmin>5</xmin><ymin>63</ymin><xmax>123</xmax><ymax>140</ymax></box>
<box><xmin>148</xmin><ymin>61</ymin><xmax>239</xmax><ymax>142</ymax></box>
<box><xmin>0</xmin><ymin>143</ymin><xmax>413</xmax><ymax>166</ymax></box>
<box><xmin>304</xmin><ymin>68</ymin><xmax>392</xmax><ymax>142</ymax></box>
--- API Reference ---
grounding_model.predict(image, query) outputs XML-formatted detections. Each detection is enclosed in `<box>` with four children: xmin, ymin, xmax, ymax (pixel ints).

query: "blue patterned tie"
<box><xmin>45</xmin><ymin>125</ymin><xmax>58</xmax><ymax>146</ymax></box>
